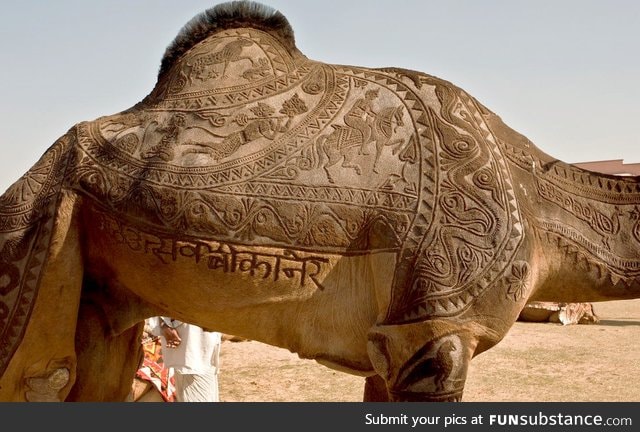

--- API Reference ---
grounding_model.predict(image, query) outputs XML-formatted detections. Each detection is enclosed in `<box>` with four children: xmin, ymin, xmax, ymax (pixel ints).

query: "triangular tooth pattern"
<box><xmin>609</xmin><ymin>272</ymin><xmax>622</xmax><ymax>286</ymax></box>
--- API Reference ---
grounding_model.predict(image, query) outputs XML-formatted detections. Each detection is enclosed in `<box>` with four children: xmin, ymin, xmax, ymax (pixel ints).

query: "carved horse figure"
<box><xmin>1</xmin><ymin>2</ymin><xmax>640</xmax><ymax>402</ymax></box>
<box><xmin>316</xmin><ymin>105</ymin><xmax>405</xmax><ymax>183</ymax></box>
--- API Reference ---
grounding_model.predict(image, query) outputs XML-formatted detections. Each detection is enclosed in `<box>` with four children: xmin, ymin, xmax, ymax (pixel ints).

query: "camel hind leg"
<box><xmin>0</xmin><ymin>190</ymin><xmax>84</xmax><ymax>401</ymax></box>
<box><xmin>65</xmin><ymin>263</ymin><xmax>162</xmax><ymax>401</ymax></box>
<box><xmin>0</xmin><ymin>128</ymin><xmax>105</xmax><ymax>401</ymax></box>
<box><xmin>67</xmin><ymin>315</ymin><xmax>145</xmax><ymax>401</ymax></box>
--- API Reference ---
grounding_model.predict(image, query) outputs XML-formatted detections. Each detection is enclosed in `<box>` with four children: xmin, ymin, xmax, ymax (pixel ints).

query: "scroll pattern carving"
<box><xmin>386</xmin><ymin>79</ymin><xmax>523</xmax><ymax>322</ymax></box>
<box><xmin>502</xmin><ymin>141</ymin><xmax>640</xmax><ymax>285</ymax></box>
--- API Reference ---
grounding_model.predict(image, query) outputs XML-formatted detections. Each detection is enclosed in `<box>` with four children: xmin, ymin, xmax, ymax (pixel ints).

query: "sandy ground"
<box><xmin>217</xmin><ymin>299</ymin><xmax>640</xmax><ymax>402</ymax></box>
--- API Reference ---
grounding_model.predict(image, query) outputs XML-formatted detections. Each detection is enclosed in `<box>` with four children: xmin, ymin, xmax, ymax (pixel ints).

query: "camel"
<box><xmin>518</xmin><ymin>302</ymin><xmax>599</xmax><ymax>325</ymax></box>
<box><xmin>1</xmin><ymin>1</ymin><xmax>639</xmax><ymax>402</ymax></box>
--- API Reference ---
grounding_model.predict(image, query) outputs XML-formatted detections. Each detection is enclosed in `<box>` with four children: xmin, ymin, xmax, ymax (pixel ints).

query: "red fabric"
<box><xmin>136</xmin><ymin>336</ymin><xmax>176</xmax><ymax>402</ymax></box>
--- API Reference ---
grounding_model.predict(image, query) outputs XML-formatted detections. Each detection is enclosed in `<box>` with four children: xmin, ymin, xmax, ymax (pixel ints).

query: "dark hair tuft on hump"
<box><xmin>159</xmin><ymin>1</ymin><xmax>295</xmax><ymax>77</ymax></box>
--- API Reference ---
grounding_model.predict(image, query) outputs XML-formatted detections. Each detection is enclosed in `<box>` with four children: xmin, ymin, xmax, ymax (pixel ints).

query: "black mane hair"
<box><xmin>159</xmin><ymin>1</ymin><xmax>295</xmax><ymax>77</ymax></box>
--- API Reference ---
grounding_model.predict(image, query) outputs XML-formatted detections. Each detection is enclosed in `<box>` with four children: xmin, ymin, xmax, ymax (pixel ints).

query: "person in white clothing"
<box><xmin>148</xmin><ymin>317</ymin><xmax>222</xmax><ymax>402</ymax></box>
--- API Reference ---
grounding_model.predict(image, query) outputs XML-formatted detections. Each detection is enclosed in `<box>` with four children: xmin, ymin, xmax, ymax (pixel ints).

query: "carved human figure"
<box><xmin>343</xmin><ymin>88</ymin><xmax>380</xmax><ymax>155</ymax></box>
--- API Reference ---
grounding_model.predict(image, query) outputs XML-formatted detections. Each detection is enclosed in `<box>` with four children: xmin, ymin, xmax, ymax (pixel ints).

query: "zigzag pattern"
<box><xmin>502</xmin><ymin>140</ymin><xmax>640</xmax><ymax>201</ymax></box>
<box><xmin>218</xmin><ymin>181</ymin><xmax>418</xmax><ymax>212</ymax></box>
<box><xmin>535</xmin><ymin>219</ymin><xmax>640</xmax><ymax>286</ymax></box>
<box><xmin>155</xmin><ymin>65</ymin><xmax>312</xmax><ymax>110</ymax></box>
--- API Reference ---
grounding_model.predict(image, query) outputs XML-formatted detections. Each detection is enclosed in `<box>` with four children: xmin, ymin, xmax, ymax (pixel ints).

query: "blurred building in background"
<box><xmin>574</xmin><ymin>159</ymin><xmax>640</xmax><ymax>176</ymax></box>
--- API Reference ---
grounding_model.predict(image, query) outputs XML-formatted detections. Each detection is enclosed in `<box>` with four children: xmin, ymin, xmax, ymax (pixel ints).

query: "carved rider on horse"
<box><xmin>343</xmin><ymin>88</ymin><xmax>379</xmax><ymax>155</ymax></box>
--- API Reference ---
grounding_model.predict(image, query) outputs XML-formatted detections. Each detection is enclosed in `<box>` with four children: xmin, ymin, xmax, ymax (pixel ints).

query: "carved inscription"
<box><xmin>97</xmin><ymin>213</ymin><xmax>330</xmax><ymax>289</ymax></box>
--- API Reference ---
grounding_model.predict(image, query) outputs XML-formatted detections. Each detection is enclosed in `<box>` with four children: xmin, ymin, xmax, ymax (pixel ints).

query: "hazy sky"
<box><xmin>1</xmin><ymin>0</ymin><xmax>638</xmax><ymax>192</ymax></box>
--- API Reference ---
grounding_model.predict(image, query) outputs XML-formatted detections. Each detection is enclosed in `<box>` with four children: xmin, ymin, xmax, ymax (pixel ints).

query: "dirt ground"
<box><xmin>218</xmin><ymin>299</ymin><xmax>640</xmax><ymax>402</ymax></box>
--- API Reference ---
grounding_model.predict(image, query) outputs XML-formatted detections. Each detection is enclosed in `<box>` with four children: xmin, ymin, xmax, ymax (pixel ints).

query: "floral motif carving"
<box><xmin>506</xmin><ymin>261</ymin><xmax>531</xmax><ymax>301</ymax></box>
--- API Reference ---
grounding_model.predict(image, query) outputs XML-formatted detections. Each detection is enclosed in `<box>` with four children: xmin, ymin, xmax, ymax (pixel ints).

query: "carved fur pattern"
<box><xmin>0</xmin><ymin>131</ymin><xmax>75</xmax><ymax>376</ymax></box>
<box><xmin>67</xmin><ymin>33</ymin><xmax>529</xmax><ymax>324</ymax></box>
<box><xmin>3</xmin><ymin>2</ymin><xmax>640</xmax><ymax>402</ymax></box>
<box><xmin>387</xmin><ymin>81</ymin><xmax>523</xmax><ymax>322</ymax></box>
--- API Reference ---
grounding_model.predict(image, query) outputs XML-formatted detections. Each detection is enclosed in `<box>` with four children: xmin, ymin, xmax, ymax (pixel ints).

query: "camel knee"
<box><xmin>367</xmin><ymin>321</ymin><xmax>478</xmax><ymax>402</ymax></box>
<box><xmin>20</xmin><ymin>357</ymin><xmax>76</xmax><ymax>402</ymax></box>
<box><xmin>25</xmin><ymin>366</ymin><xmax>72</xmax><ymax>402</ymax></box>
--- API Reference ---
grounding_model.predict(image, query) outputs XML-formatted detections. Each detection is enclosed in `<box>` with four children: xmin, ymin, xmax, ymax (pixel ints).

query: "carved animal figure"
<box><xmin>1</xmin><ymin>1</ymin><xmax>639</xmax><ymax>402</ymax></box>
<box><xmin>187</xmin><ymin>38</ymin><xmax>254</xmax><ymax>81</ymax></box>
<box><xmin>315</xmin><ymin>105</ymin><xmax>405</xmax><ymax>183</ymax></box>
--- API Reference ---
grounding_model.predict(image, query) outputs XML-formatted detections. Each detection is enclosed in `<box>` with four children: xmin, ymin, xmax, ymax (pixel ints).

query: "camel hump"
<box><xmin>159</xmin><ymin>1</ymin><xmax>296</xmax><ymax>77</ymax></box>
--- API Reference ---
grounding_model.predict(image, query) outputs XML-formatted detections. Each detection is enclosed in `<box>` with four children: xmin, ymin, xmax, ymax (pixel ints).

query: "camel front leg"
<box><xmin>367</xmin><ymin>319</ymin><xmax>479</xmax><ymax>401</ymax></box>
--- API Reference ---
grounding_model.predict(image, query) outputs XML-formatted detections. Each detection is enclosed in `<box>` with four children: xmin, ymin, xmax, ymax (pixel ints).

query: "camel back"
<box><xmin>0</xmin><ymin>4</ymin><xmax>527</xmax><ymax>375</ymax></box>
<box><xmin>69</xmin><ymin>25</ymin><xmax>525</xmax><ymax>321</ymax></box>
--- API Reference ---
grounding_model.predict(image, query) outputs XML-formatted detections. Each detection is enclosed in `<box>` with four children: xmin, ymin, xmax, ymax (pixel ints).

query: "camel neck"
<box><xmin>527</xmin><ymin>160</ymin><xmax>640</xmax><ymax>302</ymax></box>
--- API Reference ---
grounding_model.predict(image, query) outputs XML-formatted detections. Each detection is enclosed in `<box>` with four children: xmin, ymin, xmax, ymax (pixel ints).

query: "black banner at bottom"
<box><xmin>1</xmin><ymin>402</ymin><xmax>637</xmax><ymax>431</ymax></box>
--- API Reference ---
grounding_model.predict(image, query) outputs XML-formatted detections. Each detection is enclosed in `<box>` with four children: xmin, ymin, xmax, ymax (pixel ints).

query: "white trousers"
<box><xmin>173</xmin><ymin>367</ymin><xmax>219</xmax><ymax>402</ymax></box>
